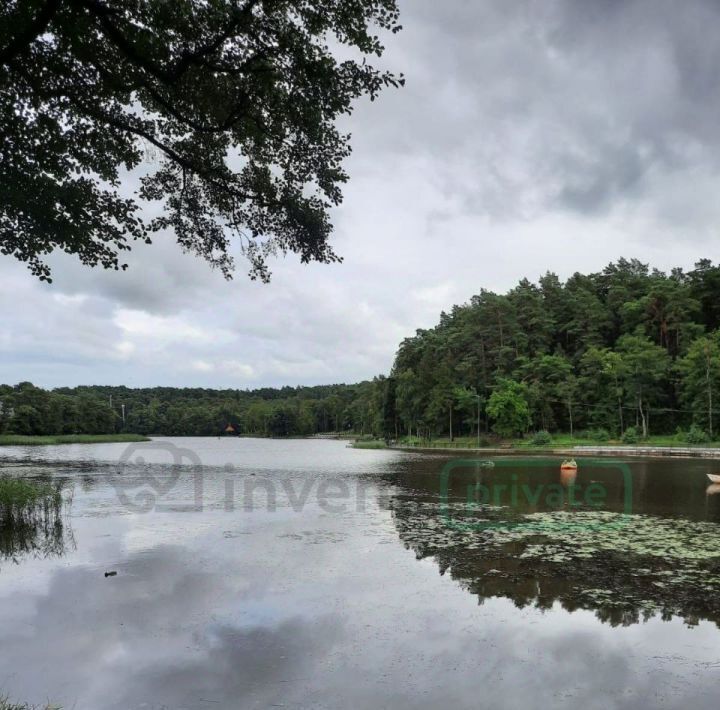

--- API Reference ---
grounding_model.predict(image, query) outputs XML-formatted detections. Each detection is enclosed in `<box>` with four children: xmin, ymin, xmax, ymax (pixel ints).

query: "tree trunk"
<box><xmin>707</xmin><ymin>358</ymin><xmax>713</xmax><ymax>437</ymax></box>
<box><xmin>449</xmin><ymin>404</ymin><xmax>453</xmax><ymax>442</ymax></box>
<box><xmin>710</xmin><ymin>386</ymin><xmax>713</xmax><ymax>438</ymax></box>
<box><xmin>480</xmin><ymin>342</ymin><xmax>487</xmax><ymax>387</ymax></box>
<box><xmin>568</xmin><ymin>398</ymin><xmax>574</xmax><ymax>438</ymax></box>
<box><xmin>638</xmin><ymin>394</ymin><xmax>647</xmax><ymax>438</ymax></box>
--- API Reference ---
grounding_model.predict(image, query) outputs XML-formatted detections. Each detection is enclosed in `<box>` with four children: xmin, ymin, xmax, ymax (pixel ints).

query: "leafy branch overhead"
<box><xmin>0</xmin><ymin>0</ymin><xmax>403</xmax><ymax>281</ymax></box>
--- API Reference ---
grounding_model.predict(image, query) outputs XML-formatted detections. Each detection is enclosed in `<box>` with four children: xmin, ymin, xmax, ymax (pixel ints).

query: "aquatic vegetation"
<box><xmin>0</xmin><ymin>478</ymin><xmax>73</xmax><ymax>565</ymax></box>
<box><xmin>0</xmin><ymin>479</ymin><xmax>60</xmax><ymax>508</ymax></box>
<box><xmin>488</xmin><ymin>510</ymin><xmax>720</xmax><ymax>561</ymax></box>
<box><xmin>390</xmin><ymin>498</ymin><xmax>720</xmax><ymax>627</ymax></box>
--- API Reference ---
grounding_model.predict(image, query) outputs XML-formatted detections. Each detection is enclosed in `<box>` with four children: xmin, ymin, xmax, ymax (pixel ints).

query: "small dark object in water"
<box><xmin>104</xmin><ymin>571</ymin><xmax>117</xmax><ymax>578</ymax></box>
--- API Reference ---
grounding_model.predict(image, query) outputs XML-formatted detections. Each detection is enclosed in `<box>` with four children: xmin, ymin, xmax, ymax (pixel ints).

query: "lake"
<box><xmin>1</xmin><ymin>437</ymin><xmax>720</xmax><ymax>709</ymax></box>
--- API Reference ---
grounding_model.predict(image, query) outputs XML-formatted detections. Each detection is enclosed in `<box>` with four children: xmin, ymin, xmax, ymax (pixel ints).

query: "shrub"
<box><xmin>685</xmin><ymin>425</ymin><xmax>709</xmax><ymax>445</ymax></box>
<box><xmin>351</xmin><ymin>439</ymin><xmax>387</xmax><ymax>449</ymax></box>
<box><xmin>399</xmin><ymin>436</ymin><xmax>423</xmax><ymax>446</ymax></box>
<box><xmin>621</xmin><ymin>427</ymin><xmax>639</xmax><ymax>444</ymax></box>
<box><xmin>588</xmin><ymin>428</ymin><xmax>610</xmax><ymax>442</ymax></box>
<box><xmin>486</xmin><ymin>380</ymin><xmax>531</xmax><ymax>437</ymax></box>
<box><xmin>530</xmin><ymin>430</ymin><xmax>552</xmax><ymax>446</ymax></box>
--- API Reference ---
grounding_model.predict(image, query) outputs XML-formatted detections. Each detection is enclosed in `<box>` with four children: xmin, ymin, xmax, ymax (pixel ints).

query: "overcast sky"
<box><xmin>3</xmin><ymin>0</ymin><xmax>720</xmax><ymax>390</ymax></box>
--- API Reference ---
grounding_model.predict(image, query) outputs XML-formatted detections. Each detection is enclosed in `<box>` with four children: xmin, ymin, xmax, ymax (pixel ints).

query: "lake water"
<box><xmin>1</xmin><ymin>438</ymin><xmax>720</xmax><ymax>709</ymax></box>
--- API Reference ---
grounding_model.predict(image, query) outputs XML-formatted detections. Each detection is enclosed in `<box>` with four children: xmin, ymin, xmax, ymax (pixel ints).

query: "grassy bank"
<box><xmin>0</xmin><ymin>433</ymin><xmax>150</xmax><ymax>447</ymax></box>
<box><xmin>396</xmin><ymin>433</ymin><xmax>720</xmax><ymax>450</ymax></box>
<box><xmin>350</xmin><ymin>439</ymin><xmax>388</xmax><ymax>449</ymax></box>
<box><xmin>513</xmin><ymin>434</ymin><xmax>720</xmax><ymax>449</ymax></box>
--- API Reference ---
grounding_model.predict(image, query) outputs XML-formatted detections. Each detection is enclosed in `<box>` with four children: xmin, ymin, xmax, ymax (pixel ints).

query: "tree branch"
<box><xmin>79</xmin><ymin>106</ymin><xmax>276</xmax><ymax>210</ymax></box>
<box><xmin>74</xmin><ymin>0</ymin><xmax>263</xmax><ymax>86</ymax></box>
<box><xmin>168</xmin><ymin>0</ymin><xmax>263</xmax><ymax>81</ymax></box>
<box><xmin>0</xmin><ymin>0</ymin><xmax>62</xmax><ymax>66</ymax></box>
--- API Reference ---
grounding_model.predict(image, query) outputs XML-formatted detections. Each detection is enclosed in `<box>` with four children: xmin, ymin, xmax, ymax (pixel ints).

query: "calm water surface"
<box><xmin>1</xmin><ymin>438</ymin><xmax>720</xmax><ymax>709</ymax></box>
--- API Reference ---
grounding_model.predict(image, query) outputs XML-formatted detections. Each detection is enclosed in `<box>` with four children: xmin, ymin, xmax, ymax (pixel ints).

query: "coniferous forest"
<box><xmin>4</xmin><ymin>258</ymin><xmax>720</xmax><ymax>443</ymax></box>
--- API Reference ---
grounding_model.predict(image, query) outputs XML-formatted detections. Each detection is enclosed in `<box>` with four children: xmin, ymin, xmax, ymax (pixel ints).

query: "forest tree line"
<box><xmin>0</xmin><ymin>381</ymin><xmax>389</xmax><ymax>438</ymax></box>
<box><xmin>4</xmin><ymin>258</ymin><xmax>720</xmax><ymax>442</ymax></box>
<box><xmin>390</xmin><ymin>258</ymin><xmax>720</xmax><ymax>441</ymax></box>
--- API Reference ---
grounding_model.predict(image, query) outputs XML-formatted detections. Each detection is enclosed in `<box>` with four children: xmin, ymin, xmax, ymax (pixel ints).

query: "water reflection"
<box><xmin>0</xmin><ymin>477</ymin><xmax>74</xmax><ymax>566</ymax></box>
<box><xmin>389</xmin><ymin>459</ymin><xmax>720</xmax><ymax>628</ymax></box>
<box><xmin>559</xmin><ymin>468</ymin><xmax>577</xmax><ymax>488</ymax></box>
<box><xmin>2</xmin><ymin>442</ymin><xmax>720</xmax><ymax>709</ymax></box>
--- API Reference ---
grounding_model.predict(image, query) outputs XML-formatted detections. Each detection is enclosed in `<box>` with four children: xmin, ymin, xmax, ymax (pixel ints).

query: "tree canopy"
<box><xmin>0</xmin><ymin>0</ymin><xmax>403</xmax><ymax>281</ymax></box>
<box><xmin>0</xmin><ymin>380</ymin><xmax>383</xmax><ymax>437</ymax></box>
<box><xmin>485</xmin><ymin>380</ymin><xmax>530</xmax><ymax>438</ymax></box>
<box><xmin>5</xmin><ymin>259</ymin><xmax>720</xmax><ymax>442</ymax></box>
<box><xmin>390</xmin><ymin>258</ymin><xmax>720</xmax><ymax>440</ymax></box>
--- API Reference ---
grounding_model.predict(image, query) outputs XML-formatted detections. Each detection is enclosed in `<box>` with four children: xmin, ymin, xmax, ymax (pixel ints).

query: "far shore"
<box><xmin>3</xmin><ymin>433</ymin><xmax>720</xmax><ymax>460</ymax></box>
<box><xmin>391</xmin><ymin>444</ymin><xmax>720</xmax><ymax>459</ymax></box>
<box><xmin>0</xmin><ymin>433</ymin><xmax>150</xmax><ymax>447</ymax></box>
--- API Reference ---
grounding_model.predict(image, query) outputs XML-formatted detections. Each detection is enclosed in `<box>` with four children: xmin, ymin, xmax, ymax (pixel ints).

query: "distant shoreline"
<box><xmin>392</xmin><ymin>444</ymin><xmax>720</xmax><ymax>459</ymax></box>
<box><xmin>0</xmin><ymin>433</ymin><xmax>150</xmax><ymax>447</ymax></box>
<box><xmin>3</xmin><ymin>434</ymin><xmax>719</xmax><ymax>460</ymax></box>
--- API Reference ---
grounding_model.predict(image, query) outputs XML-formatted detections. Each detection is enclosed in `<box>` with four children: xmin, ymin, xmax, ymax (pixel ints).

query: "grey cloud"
<box><xmin>44</xmin><ymin>233</ymin><xmax>226</xmax><ymax>315</ymax></box>
<box><xmin>355</xmin><ymin>0</ymin><xmax>720</xmax><ymax>217</ymax></box>
<box><xmin>3</xmin><ymin>0</ymin><xmax>720</xmax><ymax>388</ymax></box>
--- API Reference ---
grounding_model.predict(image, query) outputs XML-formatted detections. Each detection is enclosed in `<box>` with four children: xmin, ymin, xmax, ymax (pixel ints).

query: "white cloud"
<box><xmin>190</xmin><ymin>360</ymin><xmax>214</xmax><ymax>373</ymax></box>
<box><xmin>218</xmin><ymin>360</ymin><xmax>256</xmax><ymax>380</ymax></box>
<box><xmin>113</xmin><ymin>309</ymin><xmax>210</xmax><ymax>343</ymax></box>
<box><xmin>114</xmin><ymin>341</ymin><xmax>136</xmax><ymax>359</ymax></box>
